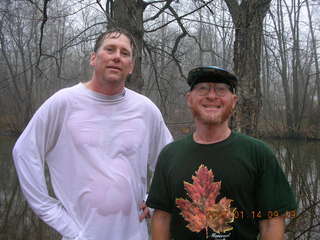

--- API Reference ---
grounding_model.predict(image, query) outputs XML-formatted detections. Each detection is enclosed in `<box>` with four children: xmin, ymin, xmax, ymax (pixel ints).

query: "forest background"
<box><xmin>0</xmin><ymin>0</ymin><xmax>320</xmax><ymax>239</ymax></box>
<box><xmin>1</xmin><ymin>0</ymin><xmax>320</xmax><ymax>139</ymax></box>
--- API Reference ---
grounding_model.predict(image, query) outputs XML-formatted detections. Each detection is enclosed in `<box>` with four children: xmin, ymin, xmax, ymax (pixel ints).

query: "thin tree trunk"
<box><xmin>305</xmin><ymin>0</ymin><xmax>320</xmax><ymax>123</ymax></box>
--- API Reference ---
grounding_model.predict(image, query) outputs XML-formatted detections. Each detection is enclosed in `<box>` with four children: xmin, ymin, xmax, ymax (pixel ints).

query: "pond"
<box><xmin>0</xmin><ymin>135</ymin><xmax>319</xmax><ymax>239</ymax></box>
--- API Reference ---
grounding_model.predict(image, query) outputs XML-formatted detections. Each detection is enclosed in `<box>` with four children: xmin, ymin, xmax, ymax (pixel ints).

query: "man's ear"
<box><xmin>89</xmin><ymin>52</ymin><xmax>96</xmax><ymax>67</ymax></box>
<box><xmin>129</xmin><ymin>59</ymin><xmax>135</xmax><ymax>75</ymax></box>
<box><xmin>232</xmin><ymin>95</ymin><xmax>238</xmax><ymax>109</ymax></box>
<box><xmin>186</xmin><ymin>92</ymin><xmax>192</xmax><ymax>108</ymax></box>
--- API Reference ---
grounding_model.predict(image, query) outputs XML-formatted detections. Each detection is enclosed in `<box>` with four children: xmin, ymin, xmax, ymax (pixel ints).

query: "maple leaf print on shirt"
<box><xmin>176</xmin><ymin>164</ymin><xmax>235</xmax><ymax>238</ymax></box>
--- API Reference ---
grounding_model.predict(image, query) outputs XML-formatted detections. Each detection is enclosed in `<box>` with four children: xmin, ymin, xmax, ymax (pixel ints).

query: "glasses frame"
<box><xmin>192</xmin><ymin>82</ymin><xmax>233</xmax><ymax>97</ymax></box>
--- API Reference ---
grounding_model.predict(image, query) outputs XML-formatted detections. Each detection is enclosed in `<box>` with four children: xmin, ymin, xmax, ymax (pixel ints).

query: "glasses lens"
<box><xmin>193</xmin><ymin>83</ymin><xmax>231</xmax><ymax>96</ymax></box>
<box><xmin>214</xmin><ymin>84</ymin><xmax>230</xmax><ymax>96</ymax></box>
<box><xmin>193</xmin><ymin>84</ymin><xmax>210</xmax><ymax>96</ymax></box>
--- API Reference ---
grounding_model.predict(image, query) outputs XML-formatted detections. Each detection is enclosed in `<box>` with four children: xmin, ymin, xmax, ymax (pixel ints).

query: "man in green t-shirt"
<box><xmin>146</xmin><ymin>66</ymin><xmax>297</xmax><ymax>240</ymax></box>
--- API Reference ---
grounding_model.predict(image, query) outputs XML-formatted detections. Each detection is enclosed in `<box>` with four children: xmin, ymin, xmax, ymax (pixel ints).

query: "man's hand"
<box><xmin>139</xmin><ymin>202</ymin><xmax>151</xmax><ymax>221</ymax></box>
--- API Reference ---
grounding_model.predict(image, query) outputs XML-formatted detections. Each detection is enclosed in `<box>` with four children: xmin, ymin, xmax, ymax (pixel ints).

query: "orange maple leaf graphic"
<box><xmin>176</xmin><ymin>164</ymin><xmax>235</xmax><ymax>237</ymax></box>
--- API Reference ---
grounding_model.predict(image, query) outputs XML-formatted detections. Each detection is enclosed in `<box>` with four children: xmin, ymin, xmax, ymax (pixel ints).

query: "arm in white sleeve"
<box><xmin>12</xmin><ymin>94</ymin><xmax>80</xmax><ymax>239</ymax></box>
<box><xmin>148</xmin><ymin>114</ymin><xmax>173</xmax><ymax>173</ymax></box>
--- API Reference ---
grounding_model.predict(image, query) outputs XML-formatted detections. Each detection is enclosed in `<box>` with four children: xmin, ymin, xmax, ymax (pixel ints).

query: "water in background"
<box><xmin>266</xmin><ymin>138</ymin><xmax>320</xmax><ymax>240</ymax></box>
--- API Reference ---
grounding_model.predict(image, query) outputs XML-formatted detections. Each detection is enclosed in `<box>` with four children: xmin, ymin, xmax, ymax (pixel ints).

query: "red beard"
<box><xmin>190</xmin><ymin>102</ymin><xmax>234</xmax><ymax>125</ymax></box>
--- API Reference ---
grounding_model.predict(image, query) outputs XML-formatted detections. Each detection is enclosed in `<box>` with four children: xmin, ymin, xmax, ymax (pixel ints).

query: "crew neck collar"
<box><xmin>190</xmin><ymin>131</ymin><xmax>235</xmax><ymax>146</ymax></box>
<box><xmin>79</xmin><ymin>82</ymin><xmax>126</xmax><ymax>102</ymax></box>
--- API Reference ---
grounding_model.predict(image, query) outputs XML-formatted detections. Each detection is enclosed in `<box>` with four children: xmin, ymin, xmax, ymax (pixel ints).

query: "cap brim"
<box><xmin>187</xmin><ymin>66</ymin><xmax>237</xmax><ymax>90</ymax></box>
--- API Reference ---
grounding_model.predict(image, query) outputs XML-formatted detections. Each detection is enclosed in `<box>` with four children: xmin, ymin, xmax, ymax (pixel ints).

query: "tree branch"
<box><xmin>144</xmin><ymin>0</ymin><xmax>175</xmax><ymax>22</ymax></box>
<box><xmin>36</xmin><ymin>0</ymin><xmax>51</xmax><ymax>67</ymax></box>
<box><xmin>144</xmin><ymin>0</ymin><xmax>214</xmax><ymax>32</ymax></box>
<box><xmin>144</xmin><ymin>41</ymin><xmax>167</xmax><ymax>116</ymax></box>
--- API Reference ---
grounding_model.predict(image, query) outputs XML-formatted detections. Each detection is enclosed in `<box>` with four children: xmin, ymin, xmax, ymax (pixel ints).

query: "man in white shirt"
<box><xmin>12</xmin><ymin>28</ymin><xmax>172</xmax><ymax>240</ymax></box>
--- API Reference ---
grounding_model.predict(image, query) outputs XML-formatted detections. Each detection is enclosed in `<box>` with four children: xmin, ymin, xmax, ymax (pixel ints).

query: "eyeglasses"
<box><xmin>192</xmin><ymin>83</ymin><xmax>232</xmax><ymax>97</ymax></box>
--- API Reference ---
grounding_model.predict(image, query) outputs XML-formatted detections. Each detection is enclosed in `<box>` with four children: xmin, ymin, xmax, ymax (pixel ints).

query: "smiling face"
<box><xmin>89</xmin><ymin>32</ymin><xmax>134</xmax><ymax>88</ymax></box>
<box><xmin>187</xmin><ymin>82</ymin><xmax>238</xmax><ymax>126</ymax></box>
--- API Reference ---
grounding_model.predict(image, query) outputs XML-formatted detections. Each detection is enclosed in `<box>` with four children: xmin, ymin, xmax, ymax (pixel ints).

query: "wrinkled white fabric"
<box><xmin>13</xmin><ymin>83</ymin><xmax>172</xmax><ymax>240</ymax></box>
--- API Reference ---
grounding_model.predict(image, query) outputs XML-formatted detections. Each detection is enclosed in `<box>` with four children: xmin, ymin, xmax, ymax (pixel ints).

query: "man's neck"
<box><xmin>86</xmin><ymin>77</ymin><xmax>125</xmax><ymax>96</ymax></box>
<box><xmin>193</xmin><ymin>123</ymin><xmax>231</xmax><ymax>144</ymax></box>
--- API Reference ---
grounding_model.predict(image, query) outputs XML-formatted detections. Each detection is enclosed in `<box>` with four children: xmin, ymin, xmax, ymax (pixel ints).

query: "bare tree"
<box><xmin>224</xmin><ymin>0</ymin><xmax>272</xmax><ymax>136</ymax></box>
<box><xmin>305</xmin><ymin>0</ymin><xmax>320</xmax><ymax>132</ymax></box>
<box><xmin>263</xmin><ymin>0</ymin><xmax>318</xmax><ymax>138</ymax></box>
<box><xmin>104</xmin><ymin>0</ymin><xmax>146</xmax><ymax>92</ymax></box>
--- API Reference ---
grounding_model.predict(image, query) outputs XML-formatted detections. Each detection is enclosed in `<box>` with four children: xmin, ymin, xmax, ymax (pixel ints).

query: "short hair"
<box><xmin>93</xmin><ymin>28</ymin><xmax>137</xmax><ymax>60</ymax></box>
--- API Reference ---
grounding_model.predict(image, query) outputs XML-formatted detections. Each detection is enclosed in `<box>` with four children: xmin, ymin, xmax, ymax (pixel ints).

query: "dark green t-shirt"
<box><xmin>147</xmin><ymin>132</ymin><xmax>297</xmax><ymax>240</ymax></box>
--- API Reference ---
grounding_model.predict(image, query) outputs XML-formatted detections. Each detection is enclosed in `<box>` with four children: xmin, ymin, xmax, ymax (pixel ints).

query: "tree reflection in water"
<box><xmin>0</xmin><ymin>136</ymin><xmax>319</xmax><ymax>239</ymax></box>
<box><xmin>0</xmin><ymin>136</ymin><xmax>60</xmax><ymax>240</ymax></box>
<box><xmin>267</xmin><ymin>139</ymin><xmax>320</xmax><ymax>240</ymax></box>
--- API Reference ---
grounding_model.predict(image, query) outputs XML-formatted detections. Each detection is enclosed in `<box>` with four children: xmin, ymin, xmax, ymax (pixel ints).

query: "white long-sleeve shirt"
<box><xmin>13</xmin><ymin>83</ymin><xmax>173</xmax><ymax>240</ymax></box>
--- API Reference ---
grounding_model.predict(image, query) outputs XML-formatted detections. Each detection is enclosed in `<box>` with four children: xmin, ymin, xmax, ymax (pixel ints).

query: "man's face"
<box><xmin>90</xmin><ymin>33</ymin><xmax>134</xmax><ymax>85</ymax></box>
<box><xmin>187</xmin><ymin>82</ymin><xmax>238</xmax><ymax>125</ymax></box>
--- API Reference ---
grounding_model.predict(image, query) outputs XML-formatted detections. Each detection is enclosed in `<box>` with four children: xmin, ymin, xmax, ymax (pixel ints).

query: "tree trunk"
<box><xmin>225</xmin><ymin>0</ymin><xmax>272</xmax><ymax>136</ymax></box>
<box><xmin>111</xmin><ymin>0</ymin><xmax>145</xmax><ymax>92</ymax></box>
<box><xmin>306</xmin><ymin>0</ymin><xmax>320</xmax><ymax>133</ymax></box>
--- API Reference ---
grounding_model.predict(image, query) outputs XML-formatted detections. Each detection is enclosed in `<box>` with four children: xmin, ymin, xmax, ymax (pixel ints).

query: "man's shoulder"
<box><xmin>48</xmin><ymin>83</ymin><xmax>80</xmax><ymax>100</ymax></box>
<box><xmin>160</xmin><ymin>135</ymin><xmax>192</xmax><ymax>154</ymax></box>
<box><xmin>156</xmin><ymin>135</ymin><xmax>192</xmax><ymax>172</ymax></box>
<box><xmin>125</xmin><ymin>88</ymin><xmax>164</xmax><ymax>118</ymax></box>
<box><xmin>232</xmin><ymin>131</ymin><xmax>275</xmax><ymax>156</ymax></box>
<box><xmin>126</xmin><ymin>88</ymin><xmax>156</xmax><ymax>106</ymax></box>
<box><xmin>233</xmin><ymin>131</ymin><xmax>270</xmax><ymax>147</ymax></box>
<box><xmin>57</xmin><ymin>83</ymin><xmax>82</xmax><ymax>94</ymax></box>
<box><xmin>37</xmin><ymin>83</ymin><xmax>81</xmax><ymax>111</ymax></box>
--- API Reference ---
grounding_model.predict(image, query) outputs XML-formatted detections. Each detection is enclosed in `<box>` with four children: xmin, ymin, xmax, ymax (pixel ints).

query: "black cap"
<box><xmin>187</xmin><ymin>66</ymin><xmax>238</xmax><ymax>92</ymax></box>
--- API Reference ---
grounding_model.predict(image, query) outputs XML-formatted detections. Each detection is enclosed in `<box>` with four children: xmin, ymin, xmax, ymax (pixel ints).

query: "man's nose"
<box><xmin>112</xmin><ymin>50</ymin><xmax>121</xmax><ymax>61</ymax></box>
<box><xmin>207</xmin><ymin>87</ymin><xmax>217</xmax><ymax>98</ymax></box>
